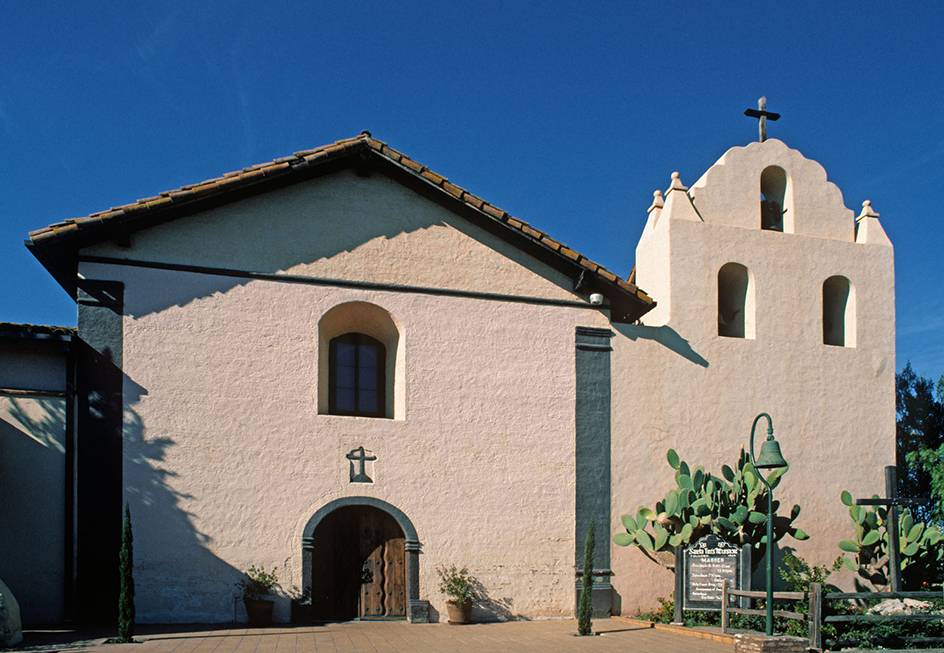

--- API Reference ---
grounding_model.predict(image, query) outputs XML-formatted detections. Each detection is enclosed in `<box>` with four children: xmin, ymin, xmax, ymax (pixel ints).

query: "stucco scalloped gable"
<box><xmin>688</xmin><ymin>139</ymin><xmax>855</xmax><ymax>241</ymax></box>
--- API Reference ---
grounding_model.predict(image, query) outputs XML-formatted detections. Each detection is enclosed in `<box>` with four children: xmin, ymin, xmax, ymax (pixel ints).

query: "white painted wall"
<box><xmin>80</xmin><ymin>171</ymin><xmax>607</xmax><ymax>623</ymax></box>
<box><xmin>614</xmin><ymin>140</ymin><xmax>895</xmax><ymax>614</ymax></box>
<box><xmin>71</xmin><ymin>140</ymin><xmax>896</xmax><ymax>623</ymax></box>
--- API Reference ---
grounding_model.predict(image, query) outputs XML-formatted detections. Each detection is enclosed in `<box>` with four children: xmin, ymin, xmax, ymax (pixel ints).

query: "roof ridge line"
<box><xmin>26</xmin><ymin>133</ymin><xmax>654</xmax><ymax>318</ymax></box>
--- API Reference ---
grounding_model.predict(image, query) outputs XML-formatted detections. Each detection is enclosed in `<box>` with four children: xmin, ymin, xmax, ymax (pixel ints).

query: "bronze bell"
<box><xmin>754</xmin><ymin>437</ymin><xmax>788</xmax><ymax>469</ymax></box>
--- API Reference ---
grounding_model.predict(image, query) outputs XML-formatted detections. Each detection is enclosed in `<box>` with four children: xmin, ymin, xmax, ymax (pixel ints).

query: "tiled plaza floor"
<box><xmin>16</xmin><ymin>619</ymin><xmax>735</xmax><ymax>653</ymax></box>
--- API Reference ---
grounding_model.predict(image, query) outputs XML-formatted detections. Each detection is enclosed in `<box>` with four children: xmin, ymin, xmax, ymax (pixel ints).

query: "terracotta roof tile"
<box><xmin>237</xmin><ymin>169</ymin><xmax>266</xmax><ymax>184</ymax></box>
<box><xmin>303</xmin><ymin>150</ymin><xmax>328</xmax><ymax>164</ymax></box>
<box><xmin>597</xmin><ymin>268</ymin><xmax>617</xmax><ymax>283</ymax></box>
<box><xmin>442</xmin><ymin>181</ymin><xmax>464</xmax><ymax>199</ymax></box>
<box><xmin>188</xmin><ymin>182</ymin><xmax>219</xmax><ymax>199</ymax></box>
<box><xmin>217</xmin><ymin>176</ymin><xmax>244</xmax><ymax>190</ymax></box>
<box><xmin>120</xmin><ymin>202</ymin><xmax>149</xmax><ymax>217</ymax></box>
<box><xmin>462</xmin><ymin>193</ymin><xmax>485</xmax><ymax>209</ymax></box>
<box><xmin>400</xmin><ymin>157</ymin><xmax>425</xmax><ymax>174</ymax></box>
<box><xmin>264</xmin><ymin>162</ymin><xmax>291</xmax><ymax>176</ymax></box>
<box><xmin>559</xmin><ymin>246</ymin><xmax>579</xmax><ymax>261</ymax></box>
<box><xmin>521</xmin><ymin>225</ymin><xmax>543</xmax><ymax>239</ymax></box>
<box><xmin>28</xmin><ymin>132</ymin><xmax>654</xmax><ymax>320</ymax></box>
<box><xmin>481</xmin><ymin>204</ymin><xmax>506</xmax><ymax>220</ymax></box>
<box><xmin>421</xmin><ymin>169</ymin><xmax>447</xmax><ymax>185</ymax></box>
<box><xmin>380</xmin><ymin>145</ymin><xmax>402</xmax><ymax>162</ymax></box>
<box><xmin>145</xmin><ymin>197</ymin><xmax>173</xmax><ymax>210</ymax></box>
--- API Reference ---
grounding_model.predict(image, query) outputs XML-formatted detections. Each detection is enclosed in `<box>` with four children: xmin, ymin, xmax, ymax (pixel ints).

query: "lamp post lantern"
<box><xmin>749</xmin><ymin>413</ymin><xmax>788</xmax><ymax>637</ymax></box>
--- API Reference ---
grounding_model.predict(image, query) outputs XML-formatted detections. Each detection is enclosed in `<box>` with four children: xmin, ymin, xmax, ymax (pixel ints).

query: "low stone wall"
<box><xmin>734</xmin><ymin>634</ymin><xmax>808</xmax><ymax>653</ymax></box>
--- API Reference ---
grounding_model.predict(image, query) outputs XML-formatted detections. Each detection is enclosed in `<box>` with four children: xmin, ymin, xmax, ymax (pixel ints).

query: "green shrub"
<box><xmin>236</xmin><ymin>565</ymin><xmax>279</xmax><ymax>601</ymax></box>
<box><xmin>436</xmin><ymin>565</ymin><xmax>476</xmax><ymax>605</ymax></box>
<box><xmin>118</xmin><ymin>503</ymin><xmax>134</xmax><ymax>643</ymax></box>
<box><xmin>577</xmin><ymin>519</ymin><xmax>595</xmax><ymax>636</ymax></box>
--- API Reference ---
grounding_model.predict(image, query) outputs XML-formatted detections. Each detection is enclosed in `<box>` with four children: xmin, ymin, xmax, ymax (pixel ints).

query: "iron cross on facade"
<box><xmin>346</xmin><ymin>446</ymin><xmax>377</xmax><ymax>483</ymax></box>
<box><xmin>744</xmin><ymin>96</ymin><xmax>780</xmax><ymax>142</ymax></box>
<box><xmin>854</xmin><ymin>465</ymin><xmax>929</xmax><ymax>592</ymax></box>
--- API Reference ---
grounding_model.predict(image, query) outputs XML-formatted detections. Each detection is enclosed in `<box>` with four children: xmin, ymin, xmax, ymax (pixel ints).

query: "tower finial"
<box><xmin>744</xmin><ymin>97</ymin><xmax>780</xmax><ymax>142</ymax></box>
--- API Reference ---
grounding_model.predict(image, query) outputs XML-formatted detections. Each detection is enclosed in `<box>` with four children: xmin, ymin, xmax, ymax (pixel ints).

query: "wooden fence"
<box><xmin>814</xmin><ymin>586</ymin><xmax>944</xmax><ymax>650</ymax></box>
<box><xmin>721</xmin><ymin>581</ymin><xmax>944</xmax><ymax>651</ymax></box>
<box><xmin>720</xmin><ymin>580</ymin><xmax>807</xmax><ymax>633</ymax></box>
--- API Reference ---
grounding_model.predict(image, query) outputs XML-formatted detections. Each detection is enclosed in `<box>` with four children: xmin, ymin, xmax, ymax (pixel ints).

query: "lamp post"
<box><xmin>749</xmin><ymin>413</ymin><xmax>789</xmax><ymax>637</ymax></box>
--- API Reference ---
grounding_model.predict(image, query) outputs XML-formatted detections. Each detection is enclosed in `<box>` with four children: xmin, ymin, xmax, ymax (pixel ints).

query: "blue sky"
<box><xmin>2</xmin><ymin>2</ymin><xmax>942</xmax><ymax>380</ymax></box>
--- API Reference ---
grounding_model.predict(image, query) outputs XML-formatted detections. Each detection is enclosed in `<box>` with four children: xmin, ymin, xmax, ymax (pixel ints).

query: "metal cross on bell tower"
<box><xmin>744</xmin><ymin>96</ymin><xmax>780</xmax><ymax>142</ymax></box>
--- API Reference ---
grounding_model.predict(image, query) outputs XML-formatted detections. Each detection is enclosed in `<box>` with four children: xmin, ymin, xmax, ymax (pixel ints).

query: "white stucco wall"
<box><xmin>70</xmin><ymin>140</ymin><xmax>896</xmax><ymax>623</ymax></box>
<box><xmin>79</xmin><ymin>171</ymin><xmax>607</xmax><ymax>623</ymax></box>
<box><xmin>613</xmin><ymin>140</ymin><xmax>895</xmax><ymax>614</ymax></box>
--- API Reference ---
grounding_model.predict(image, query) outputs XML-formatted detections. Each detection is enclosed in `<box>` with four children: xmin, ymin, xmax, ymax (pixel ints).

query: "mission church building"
<box><xmin>0</xmin><ymin>130</ymin><xmax>894</xmax><ymax>625</ymax></box>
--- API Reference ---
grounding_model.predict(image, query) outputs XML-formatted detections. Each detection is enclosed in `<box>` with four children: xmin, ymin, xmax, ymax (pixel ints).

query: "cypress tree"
<box><xmin>577</xmin><ymin>518</ymin><xmax>595</xmax><ymax>636</ymax></box>
<box><xmin>118</xmin><ymin>503</ymin><xmax>135</xmax><ymax>642</ymax></box>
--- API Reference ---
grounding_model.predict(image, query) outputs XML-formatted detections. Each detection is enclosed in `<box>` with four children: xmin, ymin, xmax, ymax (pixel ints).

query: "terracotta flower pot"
<box><xmin>244</xmin><ymin>598</ymin><xmax>275</xmax><ymax>626</ymax></box>
<box><xmin>446</xmin><ymin>599</ymin><xmax>473</xmax><ymax>624</ymax></box>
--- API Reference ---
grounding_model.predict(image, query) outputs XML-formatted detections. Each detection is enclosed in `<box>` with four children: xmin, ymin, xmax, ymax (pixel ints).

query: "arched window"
<box><xmin>760</xmin><ymin>166</ymin><xmax>787</xmax><ymax>232</ymax></box>
<box><xmin>823</xmin><ymin>276</ymin><xmax>855</xmax><ymax>347</ymax></box>
<box><xmin>318</xmin><ymin>301</ymin><xmax>402</xmax><ymax>419</ymax></box>
<box><xmin>329</xmin><ymin>333</ymin><xmax>386</xmax><ymax>417</ymax></box>
<box><xmin>718</xmin><ymin>263</ymin><xmax>755</xmax><ymax>339</ymax></box>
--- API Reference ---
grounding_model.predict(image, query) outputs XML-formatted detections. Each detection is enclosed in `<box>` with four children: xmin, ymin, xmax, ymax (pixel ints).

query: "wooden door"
<box><xmin>309</xmin><ymin>505</ymin><xmax>405</xmax><ymax>621</ymax></box>
<box><xmin>358</xmin><ymin>509</ymin><xmax>406</xmax><ymax>618</ymax></box>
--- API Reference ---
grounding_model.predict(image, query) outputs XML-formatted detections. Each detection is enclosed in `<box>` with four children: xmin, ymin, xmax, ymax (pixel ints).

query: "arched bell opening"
<box><xmin>823</xmin><ymin>275</ymin><xmax>856</xmax><ymax>347</ymax></box>
<box><xmin>760</xmin><ymin>166</ymin><xmax>791</xmax><ymax>232</ymax></box>
<box><xmin>718</xmin><ymin>262</ymin><xmax>755</xmax><ymax>339</ymax></box>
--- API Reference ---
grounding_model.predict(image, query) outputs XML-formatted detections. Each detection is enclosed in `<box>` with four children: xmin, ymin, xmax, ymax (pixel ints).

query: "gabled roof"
<box><xmin>27</xmin><ymin>132</ymin><xmax>654</xmax><ymax>323</ymax></box>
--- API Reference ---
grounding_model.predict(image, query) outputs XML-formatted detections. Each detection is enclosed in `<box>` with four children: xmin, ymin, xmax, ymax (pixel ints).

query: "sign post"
<box><xmin>854</xmin><ymin>465</ymin><xmax>929</xmax><ymax>592</ymax></box>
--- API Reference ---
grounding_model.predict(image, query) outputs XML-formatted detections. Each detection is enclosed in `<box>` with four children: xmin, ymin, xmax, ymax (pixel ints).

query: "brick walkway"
<box><xmin>16</xmin><ymin>619</ymin><xmax>734</xmax><ymax>653</ymax></box>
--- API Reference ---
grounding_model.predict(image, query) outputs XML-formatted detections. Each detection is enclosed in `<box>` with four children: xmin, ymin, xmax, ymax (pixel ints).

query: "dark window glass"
<box><xmin>329</xmin><ymin>333</ymin><xmax>386</xmax><ymax>417</ymax></box>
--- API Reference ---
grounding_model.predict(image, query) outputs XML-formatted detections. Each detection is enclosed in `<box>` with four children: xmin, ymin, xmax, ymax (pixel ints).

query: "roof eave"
<box><xmin>26</xmin><ymin>134</ymin><xmax>656</xmax><ymax>319</ymax></box>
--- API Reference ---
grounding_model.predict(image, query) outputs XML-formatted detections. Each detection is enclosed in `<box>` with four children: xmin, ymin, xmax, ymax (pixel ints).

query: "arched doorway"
<box><xmin>302</xmin><ymin>498</ymin><xmax>425</xmax><ymax>622</ymax></box>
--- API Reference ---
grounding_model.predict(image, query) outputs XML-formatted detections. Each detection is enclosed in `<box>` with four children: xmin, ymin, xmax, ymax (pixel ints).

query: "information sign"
<box><xmin>683</xmin><ymin>534</ymin><xmax>741</xmax><ymax>611</ymax></box>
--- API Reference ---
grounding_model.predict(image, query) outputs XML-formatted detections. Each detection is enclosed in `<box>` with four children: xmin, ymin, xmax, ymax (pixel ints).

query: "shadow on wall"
<box><xmin>3</xmin><ymin>397</ymin><xmax>65</xmax><ymax>451</ymax></box>
<box><xmin>112</xmin><ymin>171</ymin><xmax>578</xmax><ymax>320</ymax></box>
<box><xmin>614</xmin><ymin>323</ymin><xmax>709</xmax><ymax>368</ymax></box>
<box><xmin>121</xmin><ymin>373</ymin><xmax>244</xmax><ymax>623</ymax></box>
<box><xmin>0</xmin><ymin>397</ymin><xmax>66</xmax><ymax>624</ymax></box>
<box><xmin>472</xmin><ymin>580</ymin><xmax>527</xmax><ymax>623</ymax></box>
<box><xmin>2</xmin><ymin>386</ymin><xmax>247</xmax><ymax>624</ymax></box>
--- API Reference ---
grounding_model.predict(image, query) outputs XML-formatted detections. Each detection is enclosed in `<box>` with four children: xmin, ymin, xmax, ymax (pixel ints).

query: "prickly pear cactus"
<box><xmin>613</xmin><ymin>447</ymin><xmax>808</xmax><ymax>570</ymax></box>
<box><xmin>838</xmin><ymin>490</ymin><xmax>943</xmax><ymax>590</ymax></box>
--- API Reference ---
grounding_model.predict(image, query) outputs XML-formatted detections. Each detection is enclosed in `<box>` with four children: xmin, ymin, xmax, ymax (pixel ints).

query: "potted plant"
<box><xmin>437</xmin><ymin>565</ymin><xmax>476</xmax><ymax>624</ymax></box>
<box><xmin>236</xmin><ymin>565</ymin><xmax>279</xmax><ymax>626</ymax></box>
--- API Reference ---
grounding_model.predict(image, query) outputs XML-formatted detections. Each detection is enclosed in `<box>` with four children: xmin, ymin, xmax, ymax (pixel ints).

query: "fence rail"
<box><xmin>720</xmin><ymin>582</ymin><xmax>944</xmax><ymax>651</ymax></box>
<box><xmin>720</xmin><ymin>581</ymin><xmax>807</xmax><ymax>632</ymax></box>
<box><xmin>816</xmin><ymin>586</ymin><xmax>943</xmax><ymax>650</ymax></box>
